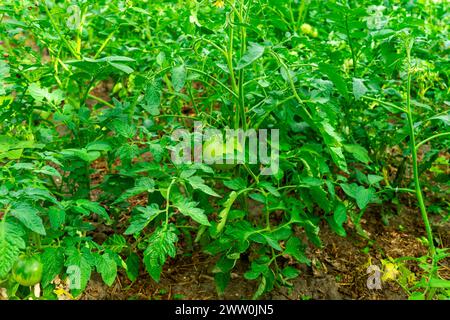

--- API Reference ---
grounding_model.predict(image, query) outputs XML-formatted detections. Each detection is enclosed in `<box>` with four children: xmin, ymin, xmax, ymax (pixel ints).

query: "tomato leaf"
<box><xmin>0</xmin><ymin>221</ymin><xmax>25</xmax><ymax>278</ymax></box>
<box><xmin>96</xmin><ymin>252</ymin><xmax>118</xmax><ymax>286</ymax></box>
<box><xmin>143</xmin><ymin>225</ymin><xmax>178</xmax><ymax>282</ymax></box>
<box><xmin>124</xmin><ymin>204</ymin><xmax>161</xmax><ymax>235</ymax></box>
<box><xmin>187</xmin><ymin>176</ymin><xmax>221</xmax><ymax>197</ymax></box>
<box><xmin>41</xmin><ymin>247</ymin><xmax>64</xmax><ymax>287</ymax></box>
<box><xmin>10</xmin><ymin>204</ymin><xmax>46</xmax><ymax>235</ymax></box>
<box><xmin>174</xmin><ymin>198</ymin><xmax>211</xmax><ymax>226</ymax></box>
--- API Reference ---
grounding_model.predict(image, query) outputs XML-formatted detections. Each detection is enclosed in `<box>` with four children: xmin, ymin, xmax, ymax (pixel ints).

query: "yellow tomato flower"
<box><xmin>214</xmin><ymin>0</ymin><xmax>225</xmax><ymax>8</ymax></box>
<box><xmin>382</xmin><ymin>262</ymin><xmax>399</xmax><ymax>282</ymax></box>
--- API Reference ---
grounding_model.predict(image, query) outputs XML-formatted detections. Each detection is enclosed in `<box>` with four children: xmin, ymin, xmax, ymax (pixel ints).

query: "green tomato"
<box><xmin>202</xmin><ymin>135</ymin><xmax>243</xmax><ymax>170</ymax></box>
<box><xmin>12</xmin><ymin>255</ymin><xmax>43</xmax><ymax>287</ymax></box>
<box><xmin>300</xmin><ymin>23</ymin><xmax>313</xmax><ymax>35</ymax></box>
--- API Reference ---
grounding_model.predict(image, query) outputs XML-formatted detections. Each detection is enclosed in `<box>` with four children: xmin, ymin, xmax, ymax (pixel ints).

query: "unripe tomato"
<box><xmin>202</xmin><ymin>135</ymin><xmax>243</xmax><ymax>171</ymax></box>
<box><xmin>202</xmin><ymin>135</ymin><xmax>224</xmax><ymax>162</ymax></box>
<box><xmin>12</xmin><ymin>255</ymin><xmax>43</xmax><ymax>287</ymax></box>
<box><xmin>300</xmin><ymin>23</ymin><xmax>313</xmax><ymax>35</ymax></box>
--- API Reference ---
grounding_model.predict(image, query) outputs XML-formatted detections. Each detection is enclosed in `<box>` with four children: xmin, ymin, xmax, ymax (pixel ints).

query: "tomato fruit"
<box><xmin>203</xmin><ymin>135</ymin><xmax>243</xmax><ymax>171</ymax></box>
<box><xmin>12</xmin><ymin>255</ymin><xmax>43</xmax><ymax>286</ymax></box>
<box><xmin>300</xmin><ymin>23</ymin><xmax>312</xmax><ymax>34</ymax></box>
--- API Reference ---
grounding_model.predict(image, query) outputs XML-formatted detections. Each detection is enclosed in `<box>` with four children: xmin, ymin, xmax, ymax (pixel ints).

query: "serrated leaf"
<box><xmin>0</xmin><ymin>221</ymin><xmax>25</xmax><ymax>278</ymax></box>
<box><xmin>104</xmin><ymin>234</ymin><xmax>127</xmax><ymax>253</ymax></box>
<box><xmin>253</xmin><ymin>275</ymin><xmax>267</xmax><ymax>299</ymax></box>
<box><xmin>10</xmin><ymin>204</ymin><xmax>46</xmax><ymax>235</ymax></box>
<box><xmin>428</xmin><ymin>114</ymin><xmax>449</xmax><ymax>126</ymax></box>
<box><xmin>76</xmin><ymin>199</ymin><xmax>111</xmax><ymax>223</ymax></box>
<box><xmin>124</xmin><ymin>204</ymin><xmax>161</xmax><ymax>235</ymax></box>
<box><xmin>41</xmin><ymin>247</ymin><xmax>64</xmax><ymax>287</ymax></box>
<box><xmin>114</xmin><ymin>177</ymin><xmax>155</xmax><ymax>204</ymax></box>
<box><xmin>96</xmin><ymin>252</ymin><xmax>117</xmax><ymax>286</ymax></box>
<box><xmin>188</xmin><ymin>163</ymin><xmax>214</xmax><ymax>174</ymax></box>
<box><xmin>143</xmin><ymin>225</ymin><xmax>178</xmax><ymax>282</ymax></box>
<box><xmin>36</xmin><ymin>165</ymin><xmax>61</xmax><ymax>178</ymax></box>
<box><xmin>188</xmin><ymin>176</ymin><xmax>220</xmax><ymax>197</ymax></box>
<box><xmin>354</xmin><ymin>187</ymin><xmax>375</xmax><ymax>210</ymax></box>
<box><xmin>48</xmin><ymin>206</ymin><xmax>66</xmax><ymax>229</ymax></box>
<box><xmin>223</xmin><ymin>178</ymin><xmax>247</xmax><ymax>191</ymax></box>
<box><xmin>64</xmin><ymin>247</ymin><xmax>92</xmax><ymax>295</ymax></box>
<box><xmin>180</xmin><ymin>169</ymin><xmax>196</xmax><ymax>179</ymax></box>
<box><xmin>61</xmin><ymin>148</ymin><xmax>101</xmax><ymax>163</ymax></box>
<box><xmin>27</xmin><ymin>82</ymin><xmax>64</xmax><ymax>105</ymax></box>
<box><xmin>143</xmin><ymin>81</ymin><xmax>161</xmax><ymax>116</ymax></box>
<box><xmin>111</xmin><ymin>120</ymin><xmax>136</xmax><ymax>139</ymax></box>
<box><xmin>263</xmin><ymin>234</ymin><xmax>282</xmax><ymax>251</ymax></box>
<box><xmin>329</xmin><ymin>146</ymin><xmax>348</xmax><ymax>172</ymax></box>
<box><xmin>174</xmin><ymin>198</ymin><xmax>210</xmax><ymax>226</ymax></box>
<box><xmin>284</xmin><ymin>237</ymin><xmax>310</xmax><ymax>265</ymax></box>
<box><xmin>20</xmin><ymin>187</ymin><xmax>58</xmax><ymax>205</ymax></box>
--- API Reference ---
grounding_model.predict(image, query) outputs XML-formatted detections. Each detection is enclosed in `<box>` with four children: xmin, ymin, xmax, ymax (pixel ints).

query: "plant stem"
<box><xmin>362</xmin><ymin>95</ymin><xmax>406</xmax><ymax>113</ymax></box>
<box><xmin>88</xmin><ymin>94</ymin><xmax>114</xmax><ymax>108</ymax></box>
<box><xmin>186</xmin><ymin>67</ymin><xmax>238</xmax><ymax>99</ymax></box>
<box><xmin>43</xmin><ymin>3</ymin><xmax>80</xmax><ymax>59</ymax></box>
<box><xmin>405</xmin><ymin>43</ymin><xmax>435</xmax><ymax>257</ymax></box>
<box><xmin>344</xmin><ymin>14</ymin><xmax>357</xmax><ymax>76</ymax></box>
<box><xmin>237</xmin><ymin>0</ymin><xmax>247</xmax><ymax>130</ymax></box>
<box><xmin>164</xmin><ymin>179</ymin><xmax>176</xmax><ymax>230</ymax></box>
<box><xmin>416</xmin><ymin>132</ymin><xmax>450</xmax><ymax>150</ymax></box>
<box><xmin>94</xmin><ymin>30</ymin><xmax>116</xmax><ymax>59</ymax></box>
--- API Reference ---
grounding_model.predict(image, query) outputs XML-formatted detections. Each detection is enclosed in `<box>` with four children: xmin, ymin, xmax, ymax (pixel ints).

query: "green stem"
<box><xmin>94</xmin><ymin>30</ymin><xmax>116</xmax><ymax>59</ymax></box>
<box><xmin>43</xmin><ymin>3</ymin><xmax>80</xmax><ymax>59</ymax></box>
<box><xmin>376</xmin><ymin>187</ymin><xmax>415</xmax><ymax>194</ymax></box>
<box><xmin>415</xmin><ymin>132</ymin><xmax>450</xmax><ymax>150</ymax></box>
<box><xmin>186</xmin><ymin>67</ymin><xmax>238</xmax><ymax>99</ymax></box>
<box><xmin>344</xmin><ymin>14</ymin><xmax>357</xmax><ymax>76</ymax></box>
<box><xmin>362</xmin><ymin>96</ymin><xmax>406</xmax><ymax>113</ymax></box>
<box><xmin>164</xmin><ymin>179</ymin><xmax>176</xmax><ymax>230</ymax></box>
<box><xmin>237</xmin><ymin>0</ymin><xmax>247</xmax><ymax>130</ymax></box>
<box><xmin>88</xmin><ymin>94</ymin><xmax>114</xmax><ymax>108</ymax></box>
<box><xmin>154</xmin><ymin>114</ymin><xmax>200</xmax><ymax>120</ymax></box>
<box><xmin>405</xmin><ymin>44</ymin><xmax>435</xmax><ymax>258</ymax></box>
<box><xmin>269</xmin><ymin>51</ymin><xmax>313</xmax><ymax>125</ymax></box>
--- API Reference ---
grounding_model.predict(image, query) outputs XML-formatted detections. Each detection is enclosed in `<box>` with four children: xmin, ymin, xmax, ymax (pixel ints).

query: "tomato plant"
<box><xmin>0</xmin><ymin>0</ymin><xmax>448</xmax><ymax>301</ymax></box>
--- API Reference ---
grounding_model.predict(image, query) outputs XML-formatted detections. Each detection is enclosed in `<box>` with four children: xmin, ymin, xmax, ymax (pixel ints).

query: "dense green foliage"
<box><xmin>0</xmin><ymin>0</ymin><xmax>448</xmax><ymax>300</ymax></box>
